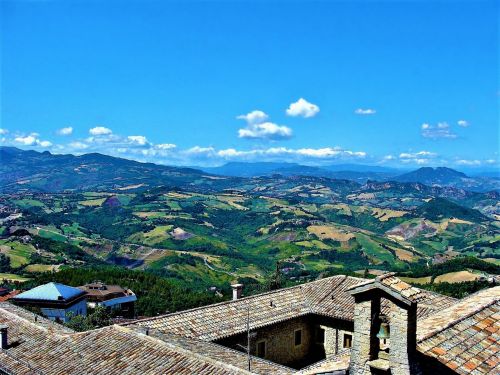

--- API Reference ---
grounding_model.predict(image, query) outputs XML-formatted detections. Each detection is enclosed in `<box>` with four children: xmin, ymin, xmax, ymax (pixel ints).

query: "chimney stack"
<box><xmin>231</xmin><ymin>284</ymin><xmax>243</xmax><ymax>300</ymax></box>
<box><xmin>0</xmin><ymin>325</ymin><xmax>8</xmax><ymax>349</ymax></box>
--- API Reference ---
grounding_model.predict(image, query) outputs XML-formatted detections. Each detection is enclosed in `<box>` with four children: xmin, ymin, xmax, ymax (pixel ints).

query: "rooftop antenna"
<box><xmin>235</xmin><ymin>303</ymin><xmax>256</xmax><ymax>372</ymax></box>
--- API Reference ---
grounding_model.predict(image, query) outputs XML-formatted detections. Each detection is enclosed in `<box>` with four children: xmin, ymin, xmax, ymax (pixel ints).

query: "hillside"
<box><xmin>0</xmin><ymin>147</ymin><xmax>233</xmax><ymax>193</ymax></box>
<box><xmin>0</xmin><ymin>148</ymin><xmax>498</xmax><ymax>292</ymax></box>
<box><xmin>392</xmin><ymin>167</ymin><xmax>499</xmax><ymax>192</ymax></box>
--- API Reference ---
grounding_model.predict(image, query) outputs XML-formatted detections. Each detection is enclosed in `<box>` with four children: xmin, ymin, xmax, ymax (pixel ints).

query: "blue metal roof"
<box><xmin>14</xmin><ymin>282</ymin><xmax>85</xmax><ymax>301</ymax></box>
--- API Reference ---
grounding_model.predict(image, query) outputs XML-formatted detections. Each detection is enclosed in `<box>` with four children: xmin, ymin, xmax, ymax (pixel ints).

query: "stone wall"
<box><xmin>216</xmin><ymin>315</ymin><xmax>354</xmax><ymax>369</ymax></box>
<box><xmin>350</xmin><ymin>295</ymin><xmax>380</xmax><ymax>375</ymax></box>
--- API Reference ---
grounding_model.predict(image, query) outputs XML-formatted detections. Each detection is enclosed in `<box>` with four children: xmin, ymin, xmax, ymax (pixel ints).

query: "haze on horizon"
<box><xmin>1</xmin><ymin>0</ymin><xmax>498</xmax><ymax>169</ymax></box>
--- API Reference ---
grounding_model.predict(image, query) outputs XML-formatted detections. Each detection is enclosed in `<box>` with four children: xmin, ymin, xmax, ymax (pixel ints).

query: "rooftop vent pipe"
<box><xmin>0</xmin><ymin>325</ymin><xmax>8</xmax><ymax>349</ymax></box>
<box><xmin>231</xmin><ymin>284</ymin><xmax>243</xmax><ymax>300</ymax></box>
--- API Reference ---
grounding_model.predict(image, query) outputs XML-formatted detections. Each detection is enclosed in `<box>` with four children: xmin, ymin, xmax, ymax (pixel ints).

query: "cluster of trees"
<box><xmin>405</xmin><ymin>257</ymin><xmax>500</xmax><ymax>279</ymax></box>
<box><xmin>32</xmin><ymin>235</ymin><xmax>101</xmax><ymax>264</ymax></box>
<box><xmin>30</xmin><ymin>266</ymin><xmax>223</xmax><ymax>317</ymax></box>
<box><xmin>65</xmin><ymin>306</ymin><xmax>111</xmax><ymax>332</ymax></box>
<box><xmin>0</xmin><ymin>253</ymin><xmax>11</xmax><ymax>273</ymax></box>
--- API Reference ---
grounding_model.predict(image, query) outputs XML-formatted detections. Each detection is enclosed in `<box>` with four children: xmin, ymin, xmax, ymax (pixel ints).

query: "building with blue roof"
<box><xmin>13</xmin><ymin>282</ymin><xmax>87</xmax><ymax>322</ymax></box>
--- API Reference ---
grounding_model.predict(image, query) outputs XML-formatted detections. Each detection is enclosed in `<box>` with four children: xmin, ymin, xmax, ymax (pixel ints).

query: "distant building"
<box><xmin>78</xmin><ymin>282</ymin><xmax>136</xmax><ymax>318</ymax></box>
<box><xmin>12</xmin><ymin>282</ymin><xmax>87</xmax><ymax>323</ymax></box>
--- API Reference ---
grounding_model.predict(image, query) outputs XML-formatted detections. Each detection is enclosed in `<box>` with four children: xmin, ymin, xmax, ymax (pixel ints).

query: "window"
<box><xmin>256</xmin><ymin>340</ymin><xmax>266</xmax><ymax>358</ymax></box>
<box><xmin>316</xmin><ymin>327</ymin><xmax>325</xmax><ymax>344</ymax></box>
<box><xmin>343</xmin><ymin>333</ymin><xmax>352</xmax><ymax>348</ymax></box>
<box><xmin>294</xmin><ymin>329</ymin><xmax>302</xmax><ymax>346</ymax></box>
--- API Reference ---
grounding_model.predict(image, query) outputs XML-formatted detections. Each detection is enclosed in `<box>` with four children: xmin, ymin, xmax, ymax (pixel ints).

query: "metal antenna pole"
<box><xmin>247</xmin><ymin>306</ymin><xmax>251</xmax><ymax>372</ymax></box>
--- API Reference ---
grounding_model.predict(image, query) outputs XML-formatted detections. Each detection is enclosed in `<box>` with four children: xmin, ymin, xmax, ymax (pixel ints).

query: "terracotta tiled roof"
<box><xmin>0</xmin><ymin>290</ymin><xmax>21</xmax><ymax>302</ymax></box>
<box><xmin>417</xmin><ymin>287</ymin><xmax>500</xmax><ymax>375</ymax></box>
<box><xmin>130</xmin><ymin>275</ymin><xmax>456</xmax><ymax>340</ymax></box>
<box><xmin>0</xmin><ymin>303</ymin><xmax>291</xmax><ymax>375</ymax></box>
<box><xmin>296</xmin><ymin>349</ymin><xmax>351</xmax><ymax>375</ymax></box>
<box><xmin>1</xmin><ymin>274</ymin><xmax>485</xmax><ymax>375</ymax></box>
<box><xmin>0</xmin><ymin>351</ymin><xmax>41</xmax><ymax>375</ymax></box>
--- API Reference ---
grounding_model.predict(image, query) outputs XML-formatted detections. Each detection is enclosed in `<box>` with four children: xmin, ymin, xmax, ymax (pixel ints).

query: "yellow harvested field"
<box><xmin>371</xmin><ymin>208</ymin><xmax>407</xmax><ymax>221</ymax></box>
<box><xmin>165</xmin><ymin>192</ymin><xmax>191</xmax><ymax>199</ymax></box>
<box><xmin>217</xmin><ymin>195</ymin><xmax>248</xmax><ymax>210</ymax></box>
<box><xmin>439</xmin><ymin>218</ymin><xmax>474</xmax><ymax>230</ymax></box>
<box><xmin>307</xmin><ymin>225</ymin><xmax>354</xmax><ymax>242</ymax></box>
<box><xmin>78</xmin><ymin>198</ymin><xmax>106</xmax><ymax>206</ymax></box>
<box><xmin>449</xmin><ymin>218</ymin><xmax>473</xmax><ymax>224</ymax></box>
<box><xmin>117</xmin><ymin>183</ymin><xmax>145</xmax><ymax>190</ymax></box>
<box><xmin>399</xmin><ymin>276</ymin><xmax>432</xmax><ymax>285</ymax></box>
<box><xmin>347</xmin><ymin>193</ymin><xmax>375</xmax><ymax>200</ymax></box>
<box><xmin>434</xmin><ymin>271</ymin><xmax>480</xmax><ymax>283</ymax></box>
<box><xmin>331</xmin><ymin>204</ymin><xmax>353</xmax><ymax>216</ymax></box>
<box><xmin>25</xmin><ymin>264</ymin><xmax>61</xmax><ymax>273</ymax></box>
<box><xmin>0</xmin><ymin>273</ymin><xmax>30</xmax><ymax>282</ymax></box>
<box><xmin>295</xmin><ymin>240</ymin><xmax>331</xmax><ymax>250</ymax></box>
<box><xmin>394</xmin><ymin>248</ymin><xmax>416</xmax><ymax>262</ymax></box>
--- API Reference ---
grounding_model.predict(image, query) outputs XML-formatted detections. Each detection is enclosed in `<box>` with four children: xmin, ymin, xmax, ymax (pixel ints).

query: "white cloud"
<box><xmin>399</xmin><ymin>151</ymin><xmax>437</xmax><ymax>159</ymax></box>
<box><xmin>398</xmin><ymin>150</ymin><xmax>438</xmax><ymax>165</ymax></box>
<box><xmin>14</xmin><ymin>135</ymin><xmax>38</xmax><ymax>146</ymax></box>
<box><xmin>89</xmin><ymin>126</ymin><xmax>112</xmax><ymax>136</ymax></box>
<box><xmin>186</xmin><ymin>146</ymin><xmax>216</xmax><ymax>155</ymax></box>
<box><xmin>455</xmin><ymin>159</ymin><xmax>481</xmax><ymax>166</ymax></box>
<box><xmin>457</xmin><ymin>120</ymin><xmax>469</xmax><ymax>127</ymax></box>
<box><xmin>38</xmin><ymin>140</ymin><xmax>52</xmax><ymax>147</ymax></box>
<box><xmin>238</xmin><ymin>122</ymin><xmax>293</xmax><ymax>140</ymax></box>
<box><xmin>14</xmin><ymin>133</ymin><xmax>52</xmax><ymax>148</ymax></box>
<box><xmin>213</xmin><ymin>146</ymin><xmax>366</xmax><ymax>161</ymax></box>
<box><xmin>354</xmin><ymin>108</ymin><xmax>376</xmax><ymax>115</ymax></box>
<box><xmin>57</xmin><ymin>127</ymin><xmax>73</xmax><ymax>136</ymax></box>
<box><xmin>236</xmin><ymin>110</ymin><xmax>269</xmax><ymax>125</ymax></box>
<box><xmin>421</xmin><ymin>122</ymin><xmax>457</xmax><ymax>139</ymax></box>
<box><xmin>156</xmin><ymin>143</ymin><xmax>176</xmax><ymax>150</ymax></box>
<box><xmin>237</xmin><ymin>109</ymin><xmax>293</xmax><ymax>140</ymax></box>
<box><xmin>0</xmin><ymin>128</ymin><xmax>8</xmax><ymax>135</ymax></box>
<box><xmin>69</xmin><ymin>141</ymin><xmax>89</xmax><ymax>150</ymax></box>
<box><xmin>295</xmin><ymin>147</ymin><xmax>366</xmax><ymax>158</ymax></box>
<box><xmin>127</xmin><ymin>135</ymin><xmax>148</xmax><ymax>146</ymax></box>
<box><xmin>286</xmin><ymin>98</ymin><xmax>320</xmax><ymax>118</ymax></box>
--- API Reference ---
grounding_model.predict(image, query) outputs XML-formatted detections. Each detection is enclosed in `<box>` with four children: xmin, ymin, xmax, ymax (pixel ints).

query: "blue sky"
<box><xmin>1</xmin><ymin>0</ymin><xmax>498</xmax><ymax>168</ymax></box>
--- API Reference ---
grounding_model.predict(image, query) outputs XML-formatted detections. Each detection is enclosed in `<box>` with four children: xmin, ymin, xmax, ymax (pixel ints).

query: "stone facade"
<box><xmin>388</xmin><ymin>300</ymin><xmax>421</xmax><ymax>375</ymax></box>
<box><xmin>350</xmin><ymin>294</ymin><xmax>381</xmax><ymax>375</ymax></box>
<box><xmin>216</xmin><ymin>315</ymin><xmax>354</xmax><ymax>369</ymax></box>
<box><xmin>349</xmin><ymin>288</ymin><xmax>422</xmax><ymax>375</ymax></box>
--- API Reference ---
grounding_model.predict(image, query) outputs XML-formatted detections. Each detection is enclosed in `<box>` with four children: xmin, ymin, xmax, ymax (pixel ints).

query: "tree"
<box><xmin>267</xmin><ymin>261</ymin><xmax>283</xmax><ymax>291</ymax></box>
<box><xmin>0</xmin><ymin>254</ymin><xmax>11</xmax><ymax>273</ymax></box>
<box><xmin>66</xmin><ymin>306</ymin><xmax>111</xmax><ymax>332</ymax></box>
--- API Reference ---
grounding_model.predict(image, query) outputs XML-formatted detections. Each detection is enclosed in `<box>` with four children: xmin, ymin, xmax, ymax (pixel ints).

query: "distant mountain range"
<box><xmin>202</xmin><ymin>162</ymin><xmax>499</xmax><ymax>192</ymax></box>
<box><xmin>201</xmin><ymin>162</ymin><xmax>402</xmax><ymax>183</ymax></box>
<box><xmin>0</xmin><ymin>147</ymin><xmax>498</xmax><ymax>193</ymax></box>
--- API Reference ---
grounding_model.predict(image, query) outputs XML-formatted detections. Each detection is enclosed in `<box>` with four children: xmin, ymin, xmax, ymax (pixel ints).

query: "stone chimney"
<box><xmin>231</xmin><ymin>284</ymin><xmax>243</xmax><ymax>300</ymax></box>
<box><xmin>0</xmin><ymin>325</ymin><xmax>8</xmax><ymax>349</ymax></box>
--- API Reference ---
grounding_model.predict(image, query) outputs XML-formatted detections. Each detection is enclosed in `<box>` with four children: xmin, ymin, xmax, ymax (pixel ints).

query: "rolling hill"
<box><xmin>0</xmin><ymin>147</ymin><xmax>231</xmax><ymax>193</ymax></box>
<box><xmin>391</xmin><ymin>167</ymin><xmax>499</xmax><ymax>192</ymax></box>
